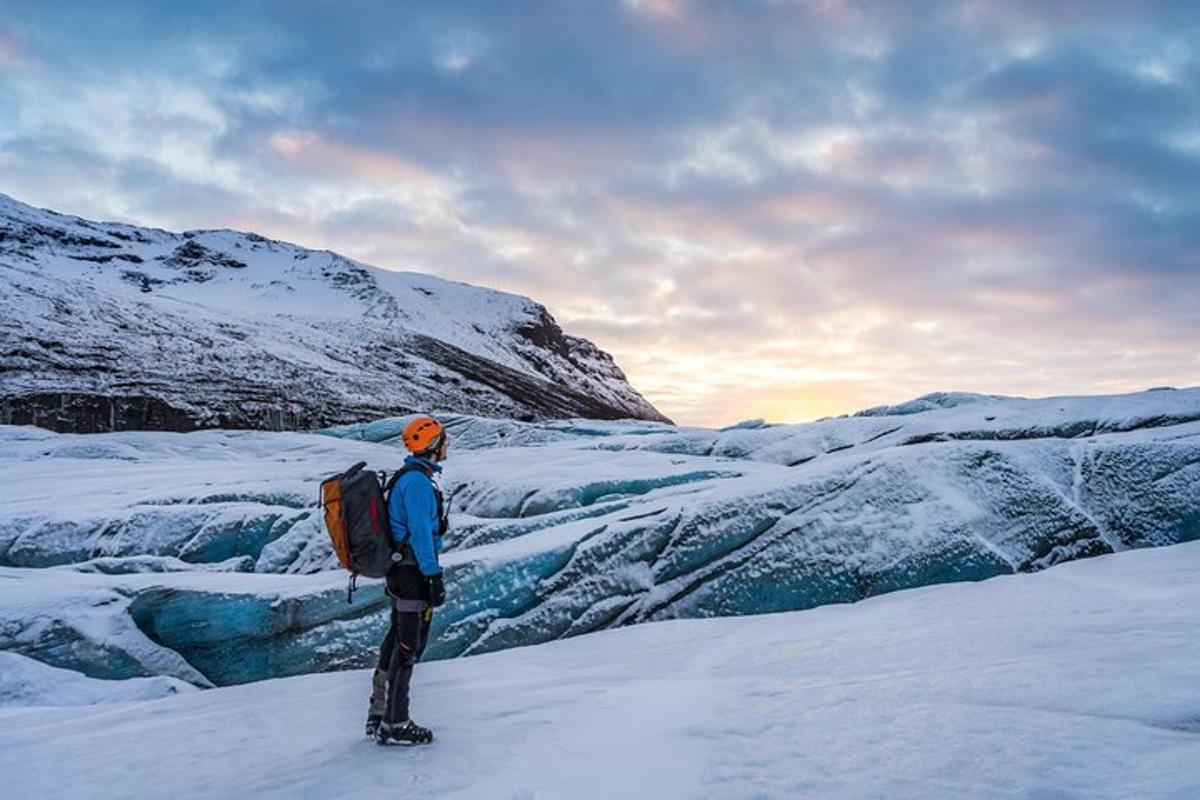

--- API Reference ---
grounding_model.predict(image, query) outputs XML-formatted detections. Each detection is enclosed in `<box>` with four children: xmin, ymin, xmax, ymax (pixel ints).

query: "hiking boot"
<box><xmin>376</xmin><ymin>719</ymin><xmax>434</xmax><ymax>746</ymax></box>
<box><xmin>365</xmin><ymin>714</ymin><xmax>383</xmax><ymax>739</ymax></box>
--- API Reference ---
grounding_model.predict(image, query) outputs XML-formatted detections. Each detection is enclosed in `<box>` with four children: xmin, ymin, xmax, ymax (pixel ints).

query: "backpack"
<box><xmin>320</xmin><ymin>461</ymin><xmax>403</xmax><ymax>602</ymax></box>
<box><xmin>319</xmin><ymin>461</ymin><xmax>444</xmax><ymax>603</ymax></box>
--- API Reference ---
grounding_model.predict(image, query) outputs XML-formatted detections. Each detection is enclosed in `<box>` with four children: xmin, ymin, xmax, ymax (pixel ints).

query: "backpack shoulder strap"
<box><xmin>384</xmin><ymin>462</ymin><xmax>433</xmax><ymax>499</ymax></box>
<box><xmin>382</xmin><ymin>463</ymin><xmax>440</xmax><ymax>554</ymax></box>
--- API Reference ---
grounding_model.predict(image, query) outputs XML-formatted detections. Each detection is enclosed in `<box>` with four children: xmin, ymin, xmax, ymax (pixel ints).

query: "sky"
<box><xmin>1</xmin><ymin>1</ymin><xmax>1198</xmax><ymax>427</ymax></box>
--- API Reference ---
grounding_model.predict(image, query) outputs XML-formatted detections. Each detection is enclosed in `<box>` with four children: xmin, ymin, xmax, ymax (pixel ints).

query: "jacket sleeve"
<box><xmin>397</xmin><ymin>473</ymin><xmax>442</xmax><ymax>576</ymax></box>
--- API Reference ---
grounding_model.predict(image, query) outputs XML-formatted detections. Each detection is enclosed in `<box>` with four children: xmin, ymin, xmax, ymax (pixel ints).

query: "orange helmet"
<box><xmin>402</xmin><ymin>415</ymin><xmax>444</xmax><ymax>454</ymax></box>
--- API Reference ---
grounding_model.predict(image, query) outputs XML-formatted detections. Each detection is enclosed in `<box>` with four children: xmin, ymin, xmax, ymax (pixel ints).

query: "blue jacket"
<box><xmin>387</xmin><ymin>455</ymin><xmax>444</xmax><ymax>576</ymax></box>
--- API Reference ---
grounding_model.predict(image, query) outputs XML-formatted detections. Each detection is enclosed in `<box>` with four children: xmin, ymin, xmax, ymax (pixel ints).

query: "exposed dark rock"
<box><xmin>158</xmin><ymin>240</ymin><xmax>247</xmax><ymax>270</ymax></box>
<box><xmin>119</xmin><ymin>270</ymin><xmax>164</xmax><ymax>293</ymax></box>
<box><xmin>409</xmin><ymin>334</ymin><xmax>665</xmax><ymax>422</ymax></box>
<box><xmin>69</xmin><ymin>253</ymin><xmax>145</xmax><ymax>264</ymax></box>
<box><xmin>1</xmin><ymin>393</ymin><xmax>199</xmax><ymax>433</ymax></box>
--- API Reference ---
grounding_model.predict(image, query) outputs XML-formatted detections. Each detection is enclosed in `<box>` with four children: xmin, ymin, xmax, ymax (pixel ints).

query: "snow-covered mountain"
<box><xmin>2</xmin><ymin>387</ymin><xmax>1197</xmax><ymax>688</ymax></box>
<box><xmin>0</xmin><ymin>193</ymin><xmax>669</xmax><ymax>431</ymax></box>
<box><xmin>4</xmin><ymin>542</ymin><xmax>1199</xmax><ymax>799</ymax></box>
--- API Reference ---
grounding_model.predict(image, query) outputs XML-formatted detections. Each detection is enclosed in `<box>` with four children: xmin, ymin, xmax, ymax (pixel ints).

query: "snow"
<box><xmin>0</xmin><ymin>651</ymin><xmax>195</xmax><ymax>707</ymax></box>
<box><xmin>2</xmin><ymin>542</ymin><xmax>1199</xmax><ymax>799</ymax></box>
<box><xmin>1</xmin><ymin>388</ymin><xmax>1199</xmax><ymax>686</ymax></box>
<box><xmin>0</xmin><ymin>192</ymin><xmax>667</xmax><ymax>428</ymax></box>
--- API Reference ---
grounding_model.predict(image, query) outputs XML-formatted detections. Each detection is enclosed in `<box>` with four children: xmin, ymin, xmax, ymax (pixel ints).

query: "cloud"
<box><xmin>1</xmin><ymin>1</ymin><xmax>1197</xmax><ymax>425</ymax></box>
<box><xmin>0</xmin><ymin>28</ymin><xmax>33</xmax><ymax>69</ymax></box>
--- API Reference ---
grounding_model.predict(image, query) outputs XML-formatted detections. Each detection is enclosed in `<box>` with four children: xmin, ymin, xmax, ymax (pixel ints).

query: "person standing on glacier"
<box><xmin>366</xmin><ymin>415</ymin><xmax>450</xmax><ymax>746</ymax></box>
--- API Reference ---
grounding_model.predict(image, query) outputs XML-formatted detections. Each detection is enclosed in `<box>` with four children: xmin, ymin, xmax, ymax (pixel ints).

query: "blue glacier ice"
<box><xmin>1</xmin><ymin>388</ymin><xmax>1198</xmax><ymax>687</ymax></box>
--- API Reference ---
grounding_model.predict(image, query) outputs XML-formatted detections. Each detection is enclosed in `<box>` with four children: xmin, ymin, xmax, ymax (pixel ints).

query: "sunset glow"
<box><xmin>2</xmin><ymin>2</ymin><xmax>1197</xmax><ymax>426</ymax></box>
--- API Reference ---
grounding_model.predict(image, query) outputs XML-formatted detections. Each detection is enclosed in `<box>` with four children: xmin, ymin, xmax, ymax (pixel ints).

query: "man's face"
<box><xmin>435</xmin><ymin>435</ymin><xmax>450</xmax><ymax>462</ymax></box>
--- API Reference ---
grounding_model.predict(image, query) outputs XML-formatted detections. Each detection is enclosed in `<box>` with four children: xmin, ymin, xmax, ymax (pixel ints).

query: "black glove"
<box><xmin>426</xmin><ymin>572</ymin><xmax>446</xmax><ymax>607</ymax></box>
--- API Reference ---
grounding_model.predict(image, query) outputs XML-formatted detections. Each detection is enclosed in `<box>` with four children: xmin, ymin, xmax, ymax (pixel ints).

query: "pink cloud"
<box><xmin>0</xmin><ymin>30</ymin><xmax>34</xmax><ymax>70</ymax></box>
<box><xmin>268</xmin><ymin>129</ymin><xmax>438</xmax><ymax>185</ymax></box>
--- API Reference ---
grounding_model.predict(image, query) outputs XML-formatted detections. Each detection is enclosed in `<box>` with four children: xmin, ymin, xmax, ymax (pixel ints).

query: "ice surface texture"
<box><xmin>1</xmin><ymin>387</ymin><xmax>1198</xmax><ymax>687</ymax></box>
<box><xmin>4</xmin><ymin>541</ymin><xmax>1200</xmax><ymax>799</ymax></box>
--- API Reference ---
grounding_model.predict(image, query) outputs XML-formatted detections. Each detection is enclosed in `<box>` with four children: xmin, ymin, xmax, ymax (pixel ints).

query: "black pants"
<box><xmin>378</xmin><ymin>599</ymin><xmax>432</xmax><ymax>724</ymax></box>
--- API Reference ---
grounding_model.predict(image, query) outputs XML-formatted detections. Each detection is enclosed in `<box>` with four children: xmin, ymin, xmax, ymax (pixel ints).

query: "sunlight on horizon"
<box><xmin>2</xmin><ymin>2</ymin><xmax>1196</xmax><ymax>428</ymax></box>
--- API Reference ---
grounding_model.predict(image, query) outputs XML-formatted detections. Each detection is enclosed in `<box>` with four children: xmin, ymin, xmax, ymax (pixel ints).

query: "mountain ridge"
<box><xmin>0</xmin><ymin>193</ymin><xmax>670</xmax><ymax>432</ymax></box>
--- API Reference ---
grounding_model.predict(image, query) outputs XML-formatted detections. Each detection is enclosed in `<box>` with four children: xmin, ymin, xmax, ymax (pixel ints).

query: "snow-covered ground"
<box><xmin>3</xmin><ymin>541</ymin><xmax>1198</xmax><ymax>800</ymax></box>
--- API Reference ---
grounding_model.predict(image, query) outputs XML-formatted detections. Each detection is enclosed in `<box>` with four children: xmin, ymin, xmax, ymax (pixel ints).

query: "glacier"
<box><xmin>2</xmin><ymin>541</ymin><xmax>1199</xmax><ymax>799</ymax></box>
<box><xmin>0</xmin><ymin>387</ymin><xmax>1198</xmax><ymax>688</ymax></box>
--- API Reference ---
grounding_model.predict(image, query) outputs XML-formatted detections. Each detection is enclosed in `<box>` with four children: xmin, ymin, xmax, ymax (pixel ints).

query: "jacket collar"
<box><xmin>404</xmin><ymin>454</ymin><xmax>443</xmax><ymax>473</ymax></box>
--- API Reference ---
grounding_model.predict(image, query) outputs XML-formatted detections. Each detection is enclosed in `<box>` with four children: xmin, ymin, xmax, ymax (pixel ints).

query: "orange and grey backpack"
<box><xmin>320</xmin><ymin>461</ymin><xmax>413</xmax><ymax>602</ymax></box>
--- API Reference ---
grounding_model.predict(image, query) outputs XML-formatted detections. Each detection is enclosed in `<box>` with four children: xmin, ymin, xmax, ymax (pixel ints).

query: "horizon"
<box><xmin>2</xmin><ymin>1</ymin><xmax>1198</xmax><ymax>426</ymax></box>
<box><xmin>6</xmin><ymin>186</ymin><xmax>1190</xmax><ymax>426</ymax></box>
